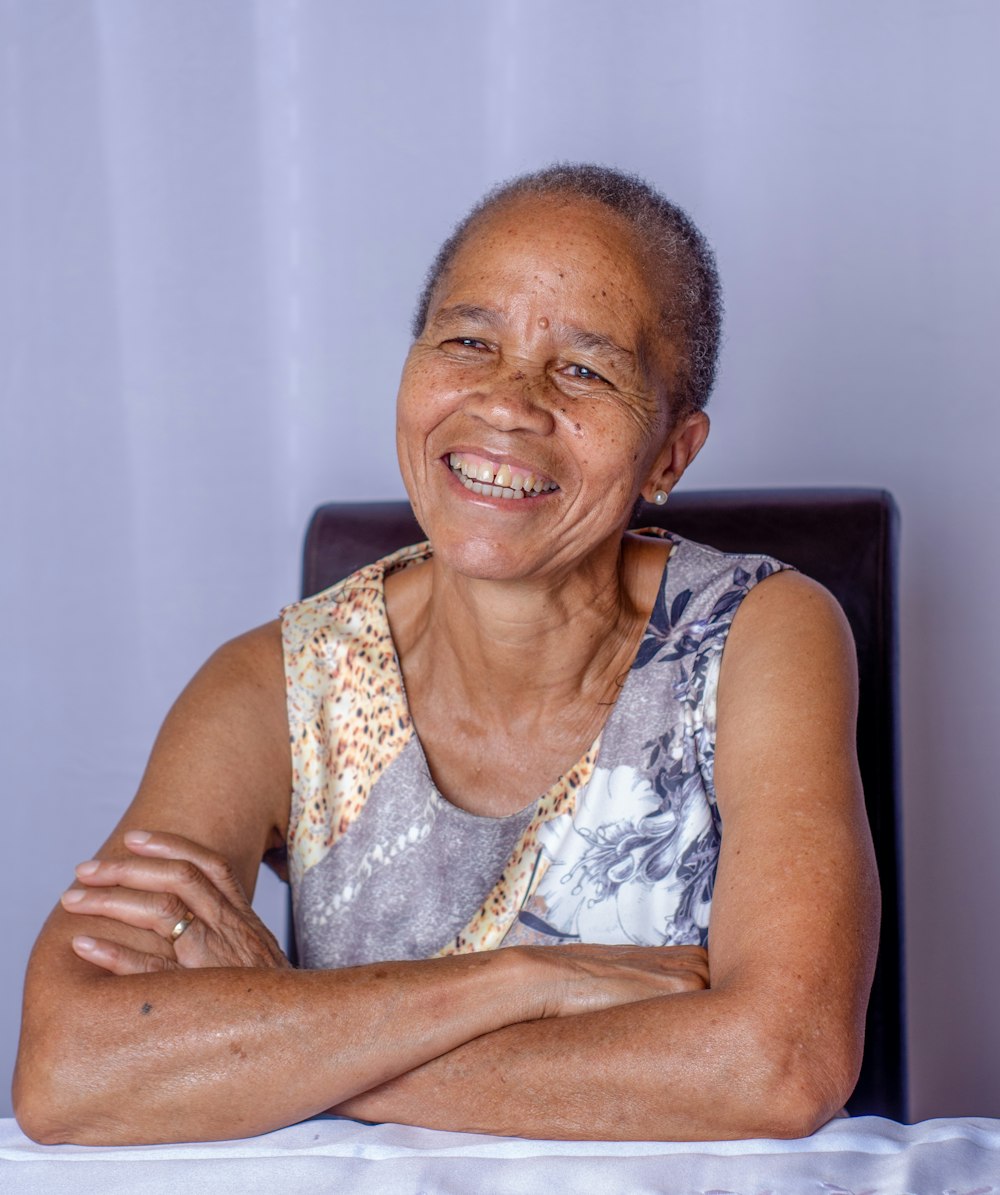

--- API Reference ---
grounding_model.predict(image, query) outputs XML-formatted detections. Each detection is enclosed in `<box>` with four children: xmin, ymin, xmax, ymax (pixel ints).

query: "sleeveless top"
<box><xmin>281</xmin><ymin>531</ymin><xmax>790</xmax><ymax>970</ymax></box>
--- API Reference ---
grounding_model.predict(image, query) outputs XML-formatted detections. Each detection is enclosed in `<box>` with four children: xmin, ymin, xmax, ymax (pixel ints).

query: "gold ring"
<box><xmin>170</xmin><ymin>912</ymin><xmax>194</xmax><ymax>941</ymax></box>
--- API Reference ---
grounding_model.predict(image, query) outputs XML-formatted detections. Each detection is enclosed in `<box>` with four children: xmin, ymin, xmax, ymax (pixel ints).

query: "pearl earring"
<box><xmin>652</xmin><ymin>490</ymin><xmax>668</xmax><ymax>506</ymax></box>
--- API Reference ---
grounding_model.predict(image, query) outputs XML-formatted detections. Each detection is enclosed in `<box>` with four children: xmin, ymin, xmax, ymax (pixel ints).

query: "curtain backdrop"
<box><xmin>2</xmin><ymin>0</ymin><xmax>998</xmax><ymax>1120</ymax></box>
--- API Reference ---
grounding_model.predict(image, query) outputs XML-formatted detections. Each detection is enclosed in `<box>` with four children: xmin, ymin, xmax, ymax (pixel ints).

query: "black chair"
<box><xmin>299</xmin><ymin>488</ymin><xmax>905</xmax><ymax>1120</ymax></box>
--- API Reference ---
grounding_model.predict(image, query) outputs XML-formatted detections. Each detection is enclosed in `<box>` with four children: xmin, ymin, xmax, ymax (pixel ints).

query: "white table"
<box><xmin>2</xmin><ymin>1114</ymin><xmax>998</xmax><ymax>1193</ymax></box>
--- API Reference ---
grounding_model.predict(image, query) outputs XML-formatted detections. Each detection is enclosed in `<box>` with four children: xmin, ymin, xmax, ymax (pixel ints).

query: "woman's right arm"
<box><xmin>12</xmin><ymin>623</ymin><xmax>702</xmax><ymax>1145</ymax></box>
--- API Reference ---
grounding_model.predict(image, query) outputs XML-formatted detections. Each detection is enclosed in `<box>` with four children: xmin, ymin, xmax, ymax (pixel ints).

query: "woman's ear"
<box><xmin>642</xmin><ymin>410</ymin><xmax>711</xmax><ymax>503</ymax></box>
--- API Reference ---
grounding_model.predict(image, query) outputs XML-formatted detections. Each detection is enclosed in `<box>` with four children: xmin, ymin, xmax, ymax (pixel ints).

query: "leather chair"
<box><xmin>299</xmin><ymin>488</ymin><xmax>905</xmax><ymax>1120</ymax></box>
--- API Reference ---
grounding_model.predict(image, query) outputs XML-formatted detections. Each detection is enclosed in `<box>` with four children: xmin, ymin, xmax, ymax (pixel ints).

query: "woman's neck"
<box><xmin>383</xmin><ymin>533</ymin><xmax>670</xmax><ymax>814</ymax></box>
<box><xmin>386</xmin><ymin>533</ymin><xmax>669</xmax><ymax>725</ymax></box>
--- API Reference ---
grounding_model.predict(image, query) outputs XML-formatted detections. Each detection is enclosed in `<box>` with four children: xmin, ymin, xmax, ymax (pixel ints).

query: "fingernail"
<box><xmin>73</xmin><ymin>936</ymin><xmax>97</xmax><ymax>952</ymax></box>
<box><xmin>61</xmin><ymin>888</ymin><xmax>85</xmax><ymax>905</ymax></box>
<box><xmin>124</xmin><ymin>830</ymin><xmax>151</xmax><ymax>845</ymax></box>
<box><xmin>75</xmin><ymin>861</ymin><xmax>100</xmax><ymax>877</ymax></box>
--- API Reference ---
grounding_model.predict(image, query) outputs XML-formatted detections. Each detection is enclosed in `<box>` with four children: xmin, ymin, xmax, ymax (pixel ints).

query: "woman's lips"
<box><xmin>445</xmin><ymin>451</ymin><xmax>558</xmax><ymax>500</ymax></box>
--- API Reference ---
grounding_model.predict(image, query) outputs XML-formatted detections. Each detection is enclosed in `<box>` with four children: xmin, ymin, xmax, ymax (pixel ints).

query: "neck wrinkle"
<box><xmin>405</xmin><ymin>541</ymin><xmax>654</xmax><ymax>718</ymax></box>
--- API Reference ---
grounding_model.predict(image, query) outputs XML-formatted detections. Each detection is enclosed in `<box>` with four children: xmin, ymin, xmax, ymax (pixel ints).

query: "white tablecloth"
<box><xmin>2</xmin><ymin>1114</ymin><xmax>998</xmax><ymax>1194</ymax></box>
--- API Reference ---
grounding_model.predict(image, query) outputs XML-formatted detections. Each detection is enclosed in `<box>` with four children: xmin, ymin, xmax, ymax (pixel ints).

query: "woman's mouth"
<box><xmin>446</xmin><ymin>452</ymin><xmax>559</xmax><ymax>500</ymax></box>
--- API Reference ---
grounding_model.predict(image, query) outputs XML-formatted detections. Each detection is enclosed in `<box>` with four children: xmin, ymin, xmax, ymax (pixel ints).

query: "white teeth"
<box><xmin>478</xmin><ymin>464</ymin><xmax>494</xmax><ymax>483</ymax></box>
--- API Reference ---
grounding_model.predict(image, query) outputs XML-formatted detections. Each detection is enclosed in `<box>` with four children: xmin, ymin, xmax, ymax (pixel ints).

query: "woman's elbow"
<box><xmin>746</xmin><ymin>1020</ymin><xmax>862</xmax><ymax>1139</ymax></box>
<box><xmin>12</xmin><ymin>1045</ymin><xmax>77</xmax><ymax>1145</ymax></box>
<box><xmin>13</xmin><ymin>1013</ymin><xmax>124</xmax><ymax>1145</ymax></box>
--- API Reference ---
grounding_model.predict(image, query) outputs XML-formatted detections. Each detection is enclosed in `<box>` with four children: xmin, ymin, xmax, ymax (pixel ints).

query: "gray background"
<box><xmin>1</xmin><ymin>0</ymin><xmax>997</xmax><ymax>1121</ymax></box>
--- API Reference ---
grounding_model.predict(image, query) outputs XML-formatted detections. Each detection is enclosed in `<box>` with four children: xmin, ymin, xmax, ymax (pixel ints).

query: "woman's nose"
<box><xmin>468</xmin><ymin>369</ymin><xmax>556</xmax><ymax>435</ymax></box>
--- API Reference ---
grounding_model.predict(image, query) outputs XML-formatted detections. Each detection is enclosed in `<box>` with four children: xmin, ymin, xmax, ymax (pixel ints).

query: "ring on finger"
<box><xmin>170</xmin><ymin>910</ymin><xmax>195</xmax><ymax>941</ymax></box>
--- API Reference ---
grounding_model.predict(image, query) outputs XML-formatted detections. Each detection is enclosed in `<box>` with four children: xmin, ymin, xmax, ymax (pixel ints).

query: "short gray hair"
<box><xmin>411</xmin><ymin>163</ymin><xmax>723</xmax><ymax>412</ymax></box>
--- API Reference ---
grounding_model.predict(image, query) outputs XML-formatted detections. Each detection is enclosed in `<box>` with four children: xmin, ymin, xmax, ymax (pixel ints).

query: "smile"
<box><xmin>447</xmin><ymin>452</ymin><xmax>559</xmax><ymax>500</ymax></box>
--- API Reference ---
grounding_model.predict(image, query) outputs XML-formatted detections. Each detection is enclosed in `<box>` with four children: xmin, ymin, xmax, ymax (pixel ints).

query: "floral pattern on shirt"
<box><xmin>516</xmin><ymin>558</ymin><xmax>781</xmax><ymax>949</ymax></box>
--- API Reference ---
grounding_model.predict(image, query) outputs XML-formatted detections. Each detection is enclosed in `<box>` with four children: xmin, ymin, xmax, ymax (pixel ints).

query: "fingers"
<box><xmin>531</xmin><ymin>942</ymin><xmax>712</xmax><ymax>1017</ymax></box>
<box><xmin>71</xmin><ymin>934</ymin><xmax>180</xmax><ymax>976</ymax></box>
<box><xmin>61</xmin><ymin>884</ymin><xmax>194</xmax><ymax>940</ymax></box>
<box><xmin>71</xmin><ymin>852</ymin><xmax>233</xmax><ymax>932</ymax></box>
<box><xmin>64</xmin><ymin>832</ymin><xmax>292</xmax><ymax>972</ymax></box>
<box><xmin>121</xmin><ymin>830</ymin><xmax>249</xmax><ymax>906</ymax></box>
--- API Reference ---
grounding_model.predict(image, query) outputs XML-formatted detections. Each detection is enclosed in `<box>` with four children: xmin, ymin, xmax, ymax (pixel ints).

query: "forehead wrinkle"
<box><xmin>428</xmin><ymin>303</ymin><xmax>505</xmax><ymax>333</ymax></box>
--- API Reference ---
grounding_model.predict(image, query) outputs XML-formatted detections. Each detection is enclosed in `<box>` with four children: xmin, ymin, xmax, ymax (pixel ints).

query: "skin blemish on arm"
<box><xmin>140</xmin><ymin>1002</ymin><xmax>153</xmax><ymax>1015</ymax></box>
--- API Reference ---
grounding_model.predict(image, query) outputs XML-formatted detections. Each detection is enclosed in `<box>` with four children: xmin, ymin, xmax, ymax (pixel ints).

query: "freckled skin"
<box><xmin>395</xmin><ymin>191</ymin><xmax>709</xmax><ymax>585</ymax></box>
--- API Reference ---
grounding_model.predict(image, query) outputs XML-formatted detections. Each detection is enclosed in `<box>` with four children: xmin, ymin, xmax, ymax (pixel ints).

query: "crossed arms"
<box><xmin>13</xmin><ymin>572</ymin><xmax>879</xmax><ymax>1144</ymax></box>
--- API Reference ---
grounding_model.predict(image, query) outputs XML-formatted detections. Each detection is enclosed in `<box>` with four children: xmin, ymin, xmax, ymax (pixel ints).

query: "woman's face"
<box><xmin>396</xmin><ymin>193</ymin><xmax>707</xmax><ymax>583</ymax></box>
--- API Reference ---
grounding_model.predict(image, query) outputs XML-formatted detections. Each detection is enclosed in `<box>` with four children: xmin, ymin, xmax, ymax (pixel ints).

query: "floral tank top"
<box><xmin>281</xmin><ymin>531</ymin><xmax>790</xmax><ymax>968</ymax></box>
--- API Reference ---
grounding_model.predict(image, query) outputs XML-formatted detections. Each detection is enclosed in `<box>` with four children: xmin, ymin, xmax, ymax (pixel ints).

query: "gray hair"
<box><xmin>411</xmin><ymin>163</ymin><xmax>723</xmax><ymax>412</ymax></box>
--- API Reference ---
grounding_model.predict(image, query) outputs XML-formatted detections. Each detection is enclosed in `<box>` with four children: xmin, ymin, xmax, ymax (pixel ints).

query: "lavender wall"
<box><xmin>2</xmin><ymin>0</ymin><xmax>997</xmax><ymax>1120</ymax></box>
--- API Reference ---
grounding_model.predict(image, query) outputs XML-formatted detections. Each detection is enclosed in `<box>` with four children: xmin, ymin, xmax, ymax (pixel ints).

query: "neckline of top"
<box><xmin>372</xmin><ymin>529</ymin><xmax>680</xmax><ymax>822</ymax></box>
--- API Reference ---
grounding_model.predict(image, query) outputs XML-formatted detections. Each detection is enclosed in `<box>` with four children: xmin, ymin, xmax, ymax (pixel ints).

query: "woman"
<box><xmin>14</xmin><ymin>164</ymin><xmax>879</xmax><ymax>1144</ymax></box>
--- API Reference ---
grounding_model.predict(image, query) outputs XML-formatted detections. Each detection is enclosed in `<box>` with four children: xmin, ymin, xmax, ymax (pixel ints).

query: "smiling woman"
<box><xmin>13</xmin><ymin>164</ymin><xmax>878</xmax><ymax>1146</ymax></box>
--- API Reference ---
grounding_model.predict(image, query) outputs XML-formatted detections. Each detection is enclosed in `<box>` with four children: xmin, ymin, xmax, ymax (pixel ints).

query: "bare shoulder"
<box><xmin>718</xmin><ymin>570</ymin><xmax>858</xmax><ymax>739</ymax></box>
<box><xmin>131</xmin><ymin>619</ymin><xmax>290</xmax><ymax>844</ymax></box>
<box><xmin>198</xmin><ymin>618</ymin><xmax>285</xmax><ymax>688</ymax></box>
<box><xmin>726</xmin><ymin>568</ymin><xmax>854</xmax><ymax>661</ymax></box>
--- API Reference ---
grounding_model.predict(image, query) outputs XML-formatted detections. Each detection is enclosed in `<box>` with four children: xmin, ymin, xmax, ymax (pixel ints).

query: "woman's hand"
<box><xmin>60</xmin><ymin>830</ymin><xmax>291</xmax><ymax>974</ymax></box>
<box><xmin>518</xmin><ymin>942</ymin><xmax>710</xmax><ymax>1019</ymax></box>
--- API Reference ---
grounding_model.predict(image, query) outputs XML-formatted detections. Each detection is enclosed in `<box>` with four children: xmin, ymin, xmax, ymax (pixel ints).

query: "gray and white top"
<box><xmin>281</xmin><ymin>531</ymin><xmax>790</xmax><ymax>969</ymax></box>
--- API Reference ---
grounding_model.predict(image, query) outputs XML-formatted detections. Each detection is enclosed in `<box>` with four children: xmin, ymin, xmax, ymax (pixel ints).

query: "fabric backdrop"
<box><xmin>1</xmin><ymin>0</ymin><xmax>998</xmax><ymax>1120</ymax></box>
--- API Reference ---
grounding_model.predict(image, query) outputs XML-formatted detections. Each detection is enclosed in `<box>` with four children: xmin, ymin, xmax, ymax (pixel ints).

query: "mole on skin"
<box><xmin>140</xmin><ymin>1002</ymin><xmax>153</xmax><ymax>1015</ymax></box>
<box><xmin>537</xmin><ymin>316</ymin><xmax>549</xmax><ymax>329</ymax></box>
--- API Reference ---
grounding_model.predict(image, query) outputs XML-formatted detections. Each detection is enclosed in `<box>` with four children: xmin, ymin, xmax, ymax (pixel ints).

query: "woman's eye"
<box><xmin>565</xmin><ymin>363</ymin><xmax>608</xmax><ymax>384</ymax></box>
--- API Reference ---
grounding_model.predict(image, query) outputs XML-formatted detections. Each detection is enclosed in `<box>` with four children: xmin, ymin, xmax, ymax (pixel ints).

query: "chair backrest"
<box><xmin>300</xmin><ymin>488</ymin><xmax>905</xmax><ymax>1120</ymax></box>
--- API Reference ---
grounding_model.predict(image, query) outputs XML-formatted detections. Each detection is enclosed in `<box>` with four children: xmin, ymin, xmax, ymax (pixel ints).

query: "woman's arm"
<box><xmin>329</xmin><ymin>572</ymin><xmax>880</xmax><ymax>1139</ymax></box>
<box><xmin>12</xmin><ymin>623</ymin><xmax>706</xmax><ymax>1145</ymax></box>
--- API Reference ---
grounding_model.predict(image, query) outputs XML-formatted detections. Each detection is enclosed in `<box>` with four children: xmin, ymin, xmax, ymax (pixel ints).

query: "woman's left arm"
<box><xmin>331</xmin><ymin>571</ymin><xmax>880</xmax><ymax>1139</ymax></box>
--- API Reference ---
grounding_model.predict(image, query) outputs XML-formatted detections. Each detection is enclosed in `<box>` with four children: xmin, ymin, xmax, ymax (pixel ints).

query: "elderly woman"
<box><xmin>14</xmin><ymin>164</ymin><xmax>878</xmax><ymax>1145</ymax></box>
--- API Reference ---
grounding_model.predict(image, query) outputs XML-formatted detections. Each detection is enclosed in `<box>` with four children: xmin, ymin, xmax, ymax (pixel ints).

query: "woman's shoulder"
<box><xmin>281</xmin><ymin>541</ymin><xmax>432</xmax><ymax>635</ymax></box>
<box><xmin>280</xmin><ymin>540</ymin><xmax>430</xmax><ymax>616</ymax></box>
<box><xmin>628</xmin><ymin>528</ymin><xmax>796</xmax><ymax>644</ymax></box>
<box><xmin>725</xmin><ymin>566</ymin><xmax>855</xmax><ymax>664</ymax></box>
<box><xmin>198</xmin><ymin>620</ymin><xmax>285</xmax><ymax>688</ymax></box>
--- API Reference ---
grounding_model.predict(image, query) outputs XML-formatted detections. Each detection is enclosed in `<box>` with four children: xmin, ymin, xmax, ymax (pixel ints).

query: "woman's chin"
<box><xmin>428</xmin><ymin>531</ymin><xmax>553</xmax><ymax>584</ymax></box>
